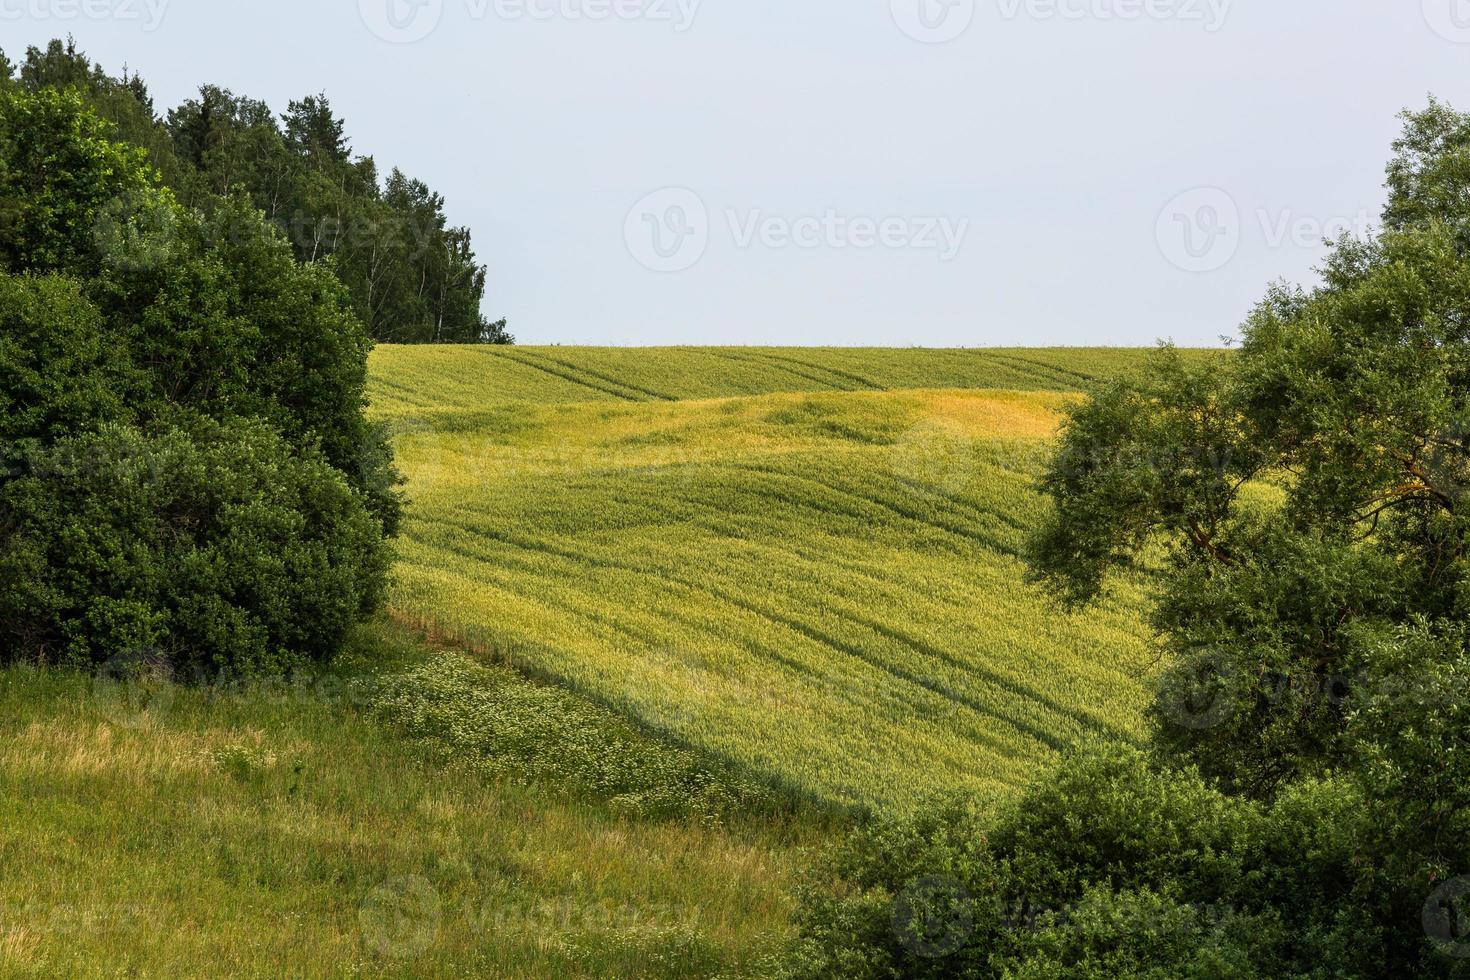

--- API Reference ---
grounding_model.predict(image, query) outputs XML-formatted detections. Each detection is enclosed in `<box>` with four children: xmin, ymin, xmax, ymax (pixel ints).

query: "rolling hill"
<box><xmin>0</xmin><ymin>346</ymin><xmax>1201</xmax><ymax>978</ymax></box>
<box><xmin>368</xmin><ymin>347</ymin><xmax>1192</xmax><ymax>813</ymax></box>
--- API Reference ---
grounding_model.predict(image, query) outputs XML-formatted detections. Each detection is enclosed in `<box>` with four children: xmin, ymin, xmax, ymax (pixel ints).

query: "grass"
<box><xmin>368</xmin><ymin>345</ymin><xmax>1218</xmax><ymax>410</ymax></box>
<box><xmin>0</xmin><ymin>622</ymin><xmax>813</xmax><ymax>978</ymax></box>
<box><xmin>0</xmin><ymin>345</ymin><xmax>1195</xmax><ymax>976</ymax></box>
<box><xmin>370</xmin><ymin>346</ymin><xmax>1181</xmax><ymax>814</ymax></box>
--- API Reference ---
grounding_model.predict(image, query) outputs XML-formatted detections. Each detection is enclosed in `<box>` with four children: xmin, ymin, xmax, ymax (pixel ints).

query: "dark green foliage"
<box><xmin>0</xmin><ymin>273</ymin><xmax>133</xmax><ymax>446</ymax></box>
<box><xmin>0</xmin><ymin>87</ymin><xmax>403</xmax><ymax>534</ymax></box>
<box><xmin>1348</xmin><ymin>621</ymin><xmax>1470</xmax><ymax>890</ymax></box>
<box><xmin>778</xmin><ymin>747</ymin><xmax>1462</xmax><ymax>979</ymax></box>
<box><xmin>115</xmin><ymin>195</ymin><xmax>402</xmax><ymax>532</ymax></box>
<box><xmin>0</xmin><ymin>417</ymin><xmax>388</xmax><ymax>675</ymax></box>
<box><xmin>0</xmin><ymin>87</ymin><xmax>397</xmax><ymax>676</ymax></box>
<box><xmin>1028</xmin><ymin>223</ymin><xmax>1470</xmax><ymax>798</ymax></box>
<box><xmin>0</xmin><ymin>38</ymin><xmax>508</xmax><ymax>344</ymax></box>
<box><xmin>166</xmin><ymin>85</ymin><xmax>509</xmax><ymax>344</ymax></box>
<box><xmin>786</xmin><ymin>99</ymin><xmax>1470</xmax><ymax>979</ymax></box>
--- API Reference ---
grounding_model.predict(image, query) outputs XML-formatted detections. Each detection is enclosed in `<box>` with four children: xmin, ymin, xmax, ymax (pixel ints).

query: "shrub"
<box><xmin>108</xmin><ymin>195</ymin><xmax>402</xmax><ymax>533</ymax></box>
<box><xmin>0</xmin><ymin>272</ymin><xmax>133</xmax><ymax>446</ymax></box>
<box><xmin>0</xmin><ymin>86</ymin><xmax>400</xmax><ymax>680</ymax></box>
<box><xmin>0</xmin><ymin>416</ymin><xmax>389</xmax><ymax>676</ymax></box>
<box><xmin>776</xmin><ymin>745</ymin><xmax>1461</xmax><ymax>979</ymax></box>
<box><xmin>0</xmin><ymin>87</ymin><xmax>403</xmax><ymax>535</ymax></box>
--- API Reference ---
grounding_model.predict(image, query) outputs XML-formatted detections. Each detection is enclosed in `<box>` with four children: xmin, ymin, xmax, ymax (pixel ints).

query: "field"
<box><xmin>0</xmin><ymin>624</ymin><xmax>811</xmax><ymax>978</ymax></box>
<box><xmin>369</xmin><ymin>347</ymin><xmax>1196</xmax><ymax>814</ymax></box>
<box><xmin>0</xmin><ymin>346</ymin><xmax>1204</xmax><ymax>978</ymax></box>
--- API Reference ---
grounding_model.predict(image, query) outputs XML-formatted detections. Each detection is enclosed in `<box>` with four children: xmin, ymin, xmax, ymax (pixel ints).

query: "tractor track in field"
<box><xmin>493</xmin><ymin>349</ymin><xmax>646</xmax><ymax>401</ymax></box>
<box><xmin>515</xmin><ymin>350</ymin><xmax>682</xmax><ymax>402</ymax></box>
<box><xmin>406</xmin><ymin>514</ymin><xmax>1099</xmax><ymax>753</ymax></box>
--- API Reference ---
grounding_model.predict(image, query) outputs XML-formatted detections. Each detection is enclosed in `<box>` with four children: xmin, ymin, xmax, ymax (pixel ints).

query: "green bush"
<box><xmin>776</xmin><ymin>745</ymin><xmax>1458</xmax><ymax>979</ymax></box>
<box><xmin>0</xmin><ymin>86</ymin><xmax>400</xmax><ymax>680</ymax></box>
<box><xmin>0</xmin><ymin>87</ymin><xmax>403</xmax><ymax>533</ymax></box>
<box><xmin>0</xmin><ymin>416</ymin><xmax>388</xmax><ymax>675</ymax></box>
<box><xmin>0</xmin><ymin>272</ymin><xmax>133</xmax><ymax>446</ymax></box>
<box><xmin>111</xmin><ymin>195</ymin><xmax>403</xmax><ymax>534</ymax></box>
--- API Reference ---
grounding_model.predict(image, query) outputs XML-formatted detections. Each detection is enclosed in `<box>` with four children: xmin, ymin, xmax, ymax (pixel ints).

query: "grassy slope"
<box><xmin>368</xmin><ymin>345</ymin><xmax>1206</xmax><ymax>411</ymax></box>
<box><xmin>0</xmin><ymin>624</ymin><xmax>809</xmax><ymax>979</ymax></box>
<box><xmin>370</xmin><ymin>347</ymin><xmax>1187</xmax><ymax>813</ymax></box>
<box><xmin>0</xmin><ymin>346</ymin><xmax>1194</xmax><ymax>977</ymax></box>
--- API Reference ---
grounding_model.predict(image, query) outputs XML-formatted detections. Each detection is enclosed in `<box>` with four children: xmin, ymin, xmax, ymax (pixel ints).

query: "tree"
<box><xmin>0</xmin><ymin>87</ymin><xmax>397</xmax><ymax>675</ymax></box>
<box><xmin>0</xmin><ymin>86</ymin><xmax>166</xmax><ymax>278</ymax></box>
<box><xmin>9</xmin><ymin>38</ymin><xmax>510</xmax><ymax>344</ymax></box>
<box><xmin>782</xmin><ymin>99</ymin><xmax>1470</xmax><ymax>979</ymax></box>
<box><xmin>282</xmin><ymin>93</ymin><xmax>350</xmax><ymax>171</ymax></box>
<box><xmin>1029</xmin><ymin>224</ymin><xmax>1470</xmax><ymax>797</ymax></box>
<box><xmin>13</xmin><ymin>39</ymin><xmax>183</xmax><ymax>186</ymax></box>
<box><xmin>0</xmin><ymin>416</ymin><xmax>389</xmax><ymax>675</ymax></box>
<box><xmin>1023</xmin><ymin>99</ymin><xmax>1470</xmax><ymax>968</ymax></box>
<box><xmin>166</xmin><ymin>85</ymin><xmax>297</xmax><ymax>218</ymax></box>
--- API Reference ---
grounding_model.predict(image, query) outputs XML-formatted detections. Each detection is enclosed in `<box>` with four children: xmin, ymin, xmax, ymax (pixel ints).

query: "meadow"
<box><xmin>0</xmin><ymin>623</ymin><xmax>812</xmax><ymax>978</ymax></box>
<box><xmin>369</xmin><ymin>346</ymin><xmax>1198</xmax><ymax>813</ymax></box>
<box><xmin>0</xmin><ymin>346</ymin><xmax>1204</xmax><ymax>978</ymax></box>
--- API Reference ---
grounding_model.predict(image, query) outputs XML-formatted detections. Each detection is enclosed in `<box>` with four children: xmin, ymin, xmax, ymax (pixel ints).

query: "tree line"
<box><xmin>0</xmin><ymin>82</ymin><xmax>400</xmax><ymax>677</ymax></box>
<box><xmin>0</xmin><ymin>37</ymin><xmax>511</xmax><ymax>345</ymax></box>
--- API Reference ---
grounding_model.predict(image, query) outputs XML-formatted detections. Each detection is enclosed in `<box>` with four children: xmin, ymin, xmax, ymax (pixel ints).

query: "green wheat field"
<box><xmin>1</xmin><ymin>346</ymin><xmax>1213</xmax><ymax>977</ymax></box>
<box><xmin>369</xmin><ymin>346</ymin><xmax>1185</xmax><ymax>813</ymax></box>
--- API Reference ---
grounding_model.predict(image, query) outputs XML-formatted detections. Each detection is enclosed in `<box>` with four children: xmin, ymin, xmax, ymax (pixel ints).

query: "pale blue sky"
<box><xmin>7</xmin><ymin>0</ymin><xmax>1470</xmax><ymax>345</ymax></box>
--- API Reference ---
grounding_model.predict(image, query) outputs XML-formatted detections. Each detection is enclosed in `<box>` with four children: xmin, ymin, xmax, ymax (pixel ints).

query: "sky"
<box><xmin>6</xmin><ymin>0</ymin><xmax>1470</xmax><ymax>346</ymax></box>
